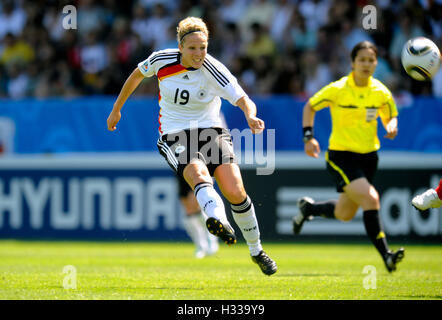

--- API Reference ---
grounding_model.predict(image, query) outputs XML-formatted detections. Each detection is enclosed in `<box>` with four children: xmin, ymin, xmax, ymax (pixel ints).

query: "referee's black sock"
<box><xmin>363</xmin><ymin>210</ymin><xmax>389</xmax><ymax>257</ymax></box>
<box><xmin>307</xmin><ymin>200</ymin><xmax>337</xmax><ymax>219</ymax></box>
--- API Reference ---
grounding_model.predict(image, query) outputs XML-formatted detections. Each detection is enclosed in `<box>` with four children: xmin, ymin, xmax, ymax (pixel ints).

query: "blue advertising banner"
<box><xmin>0</xmin><ymin>155</ymin><xmax>188</xmax><ymax>240</ymax></box>
<box><xmin>0</xmin><ymin>153</ymin><xmax>441</xmax><ymax>240</ymax></box>
<box><xmin>0</xmin><ymin>96</ymin><xmax>441</xmax><ymax>155</ymax></box>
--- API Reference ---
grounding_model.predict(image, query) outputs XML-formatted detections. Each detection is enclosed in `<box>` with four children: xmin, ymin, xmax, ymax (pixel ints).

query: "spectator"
<box><xmin>427</xmin><ymin>2</ymin><xmax>442</xmax><ymax>41</ymax></box>
<box><xmin>301</xmin><ymin>50</ymin><xmax>332</xmax><ymax>97</ymax></box>
<box><xmin>341</xmin><ymin>19</ymin><xmax>374</xmax><ymax>53</ymax></box>
<box><xmin>43</xmin><ymin>3</ymin><xmax>66</xmax><ymax>42</ymax></box>
<box><xmin>80</xmin><ymin>31</ymin><xmax>109</xmax><ymax>93</ymax></box>
<box><xmin>218</xmin><ymin>0</ymin><xmax>248</xmax><ymax>25</ymax></box>
<box><xmin>175</xmin><ymin>0</ymin><xmax>202</xmax><ymax>21</ymax></box>
<box><xmin>156</xmin><ymin>24</ymin><xmax>177</xmax><ymax>51</ymax></box>
<box><xmin>129</xmin><ymin>33</ymin><xmax>153</xmax><ymax>68</ymax></box>
<box><xmin>326</xmin><ymin>0</ymin><xmax>352</xmax><ymax>32</ymax></box>
<box><xmin>131</xmin><ymin>4</ymin><xmax>151</xmax><ymax>46</ymax></box>
<box><xmin>96</xmin><ymin>47</ymin><xmax>126</xmax><ymax>95</ymax></box>
<box><xmin>80</xmin><ymin>31</ymin><xmax>109</xmax><ymax>75</ymax></box>
<box><xmin>271</xmin><ymin>53</ymin><xmax>301</xmax><ymax>94</ymax></box>
<box><xmin>58</xmin><ymin>30</ymin><xmax>82</xmax><ymax>70</ymax></box>
<box><xmin>289</xmin><ymin>13</ymin><xmax>318</xmax><ymax>52</ymax></box>
<box><xmin>253</xmin><ymin>55</ymin><xmax>276</xmax><ymax>95</ymax></box>
<box><xmin>76</xmin><ymin>0</ymin><xmax>107</xmax><ymax>39</ymax></box>
<box><xmin>369</xmin><ymin>7</ymin><xmax>394</xmax><ymax>53</ymax></box>
<box><xmin>270</xmin><ymin>0</ymin><xmax>295</xmax><ymax>44</ymax></box>
<box><xmin>315</xmin><ymin>26</ymin><xmax>336</xmax><ymax>64</ymax></box>
<box><xmin>0</xmin><ymin>0</ymin><xmax>27</xmax><ymax>40</ymax></box>
<box><xmin>243</xmin><ymin>22</ymin><xmax>276</xmax><ymax>61</ymax></box>
<box><xmin>108</xmin><ymin>17</ymin><xmax>132</xmax><ymax>68</ymax></box>
<box><xmin>145</xmin><ymin>3</ymin><xmax>173</xmax><ymax>51</ymax></box>
<box><xmin>240</xmin><ymin>0</ymin><xmax>276</xmax><ymax>42</ymax></box>
<box><xmin>218</xmin><ymin>23</ymin><xmax>242</xmax><ymax>69</ymax></box>
<box><xmin>6</xmin><ymin>62</ymin><xmax>29</xmax><ymax>99</ymax></box>
<box><xmin>372</xmin><ymin>47</ymin><xmax>394</xmax><ymax>86</ymax></box>
<box><xmin>298</xmin><ymin>0</ymin><xmax>331</xmax><ymax>32</ymax></box>
<box><xmin>0</xmin><ymin>33</ymin><xmax>35</xmax><ymax>68</ymax></box>
<box><xmin>389</xmin><ymin>12</ymin><xmax>426</xmax><ymax>71</ymax></box>
<box><xmin>0</xmin><ymin>0</ymin><xmax>437</xmax><ymax>98</ymax></box>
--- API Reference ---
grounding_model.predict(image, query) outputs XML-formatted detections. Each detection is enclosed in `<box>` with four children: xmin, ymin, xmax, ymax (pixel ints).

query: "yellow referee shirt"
<box><xmin>309</xmin><ymin>72</ymin><xmax>398</xmax><ymax>153</ymax></box>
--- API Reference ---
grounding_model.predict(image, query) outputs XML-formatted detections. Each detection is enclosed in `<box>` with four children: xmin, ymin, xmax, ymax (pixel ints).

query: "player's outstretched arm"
<box><xmin>236</xmin><ymin>96</ymin><xmax>265</xmax><ymax>134</ymax></box>
<box><xmin>302</xmin><ymin>102</ymin><xmax>320</xmax><ymax>158</ymax></box>
<box><xmin>107</xmin><ymin>68</ymin><xmax>145</xmax><ymax>131</ymax></box>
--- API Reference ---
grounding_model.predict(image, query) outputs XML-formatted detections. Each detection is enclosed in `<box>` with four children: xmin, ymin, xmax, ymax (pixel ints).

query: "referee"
<box><xmin>293</xmin><ymin>41</ymin><xmax>405</xmax><ymax>273</ymax></box>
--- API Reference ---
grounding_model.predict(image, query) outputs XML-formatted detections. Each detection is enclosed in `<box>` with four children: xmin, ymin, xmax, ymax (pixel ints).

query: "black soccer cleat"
<box><xmin>251</xmin><ymin>251</ymin><xmax>277</xmax><ymax>276</ymax></box>
<box><xmin>383</xmin><ymin>248</ymin><xmax>405</xmax><ymax>272</ymax></box>
<box><xmin>206</xmin><ymin>217</ymin><xmax>237</xmax><ymax>245</ymax></box>
<box><xmin>292</xmin><ymin>197</ymin><xmax>314</xmax><ymax>235</ymax></box>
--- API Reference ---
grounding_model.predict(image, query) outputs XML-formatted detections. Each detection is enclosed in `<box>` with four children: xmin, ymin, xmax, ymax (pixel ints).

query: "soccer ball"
<box><xmin>401</xmin><ymin>37</ymin><xmax>441</xmax><ymax>81</ymax></box>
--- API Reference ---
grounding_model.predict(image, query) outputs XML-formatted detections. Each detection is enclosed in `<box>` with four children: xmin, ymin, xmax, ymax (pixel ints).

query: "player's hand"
<box><xmin>304</xmin><ymin>138</ymin><xmax>320</xmax><ymax>158</ymax></box>
<box><xmin>247</xmin><ymin>115</ymin><xmax>265</xmax><ymax>134</ymax></box>
<box><xmin>107</xmin><ymin>109</ymin><xmax>121</xmax><ymax>131</ymax></box>
<box><xmin>384</xmin><ymin>122</ymin><xmax>398</xmax><ymax>140</ymax></box>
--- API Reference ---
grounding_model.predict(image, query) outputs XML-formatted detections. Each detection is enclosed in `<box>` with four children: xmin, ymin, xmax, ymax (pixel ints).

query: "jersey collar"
<box><xmin>348</xmin><ymin>71</ymin><xmax>373</xmax><ymax>88</ymax></box>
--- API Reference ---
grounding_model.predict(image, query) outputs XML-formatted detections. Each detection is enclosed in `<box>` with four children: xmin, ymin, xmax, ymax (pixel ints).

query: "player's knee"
<box><xmin>335</xmin><ymin>208</ymin><xmax>357</xmax><ymax>222</ymax></box>
<box><xmin>224</xmin><ymin>187</ymin><xmax>247</xmax><ymax>205</ymax></box>
<box><xmin>183</xmin><ymin>163</ymin><xmax>211</xmax><ymax>188</ymax></box>
<box><xmin>363</xmin><ymin>189</ymin><xmax>380</xmax><ymax>209</ymax></box>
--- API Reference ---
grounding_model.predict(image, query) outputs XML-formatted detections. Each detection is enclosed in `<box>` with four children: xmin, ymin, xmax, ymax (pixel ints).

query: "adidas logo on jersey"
<box><xmin>182</xmin><ymin>75</ymin><xmax>189</xmax><ymax>80</ymax></box>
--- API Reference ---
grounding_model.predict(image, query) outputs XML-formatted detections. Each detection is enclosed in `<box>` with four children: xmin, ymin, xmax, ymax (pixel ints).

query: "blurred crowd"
<box><xmin>0</xmin><ymin>0</ymin><xmax>441</xmax><ymax>100</ymax></box>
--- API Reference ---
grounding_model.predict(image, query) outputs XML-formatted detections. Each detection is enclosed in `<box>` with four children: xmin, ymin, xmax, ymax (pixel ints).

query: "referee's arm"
<box><xmin>381</xmin><ymin>116</ymin><xmax>398</xmax><ymax>140</ymax></box>
<box><xmin>302</xmin><ymin>101</ymin><xmax>315</xmax><ymax>128</ymax></box>
<box><xmin>302</xmin><ymin>101</ymin><xmax>320</xmax><ymax>158</ymax></box>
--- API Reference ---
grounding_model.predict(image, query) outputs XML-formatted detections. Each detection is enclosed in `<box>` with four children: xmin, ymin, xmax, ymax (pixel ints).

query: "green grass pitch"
<box><xmin>0</xmin><ymin>240</ymin><xmax>440</xmax><ymax>300</ymax></box>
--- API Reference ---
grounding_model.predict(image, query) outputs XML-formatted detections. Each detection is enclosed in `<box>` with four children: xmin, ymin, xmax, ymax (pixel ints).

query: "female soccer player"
<box><xmin>293</xmin><ymin>41</ymin><xmax>405</xmax><ymax>273</ymax></box>
<box><xmin>107</xmin><ymin>17</ymin><xmax>277</xmax><ymax>276</ymax></box>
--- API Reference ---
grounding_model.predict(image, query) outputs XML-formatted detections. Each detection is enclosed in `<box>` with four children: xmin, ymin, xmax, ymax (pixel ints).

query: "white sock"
<box><xmin>231</xmin><ymin>195</ymin><xmax>263</xmax><ymax>256</ymax></box>
<box><xmin>194</xmin><ymin>182</ymin><xmax>229</xmax><ymax>226</ymax></box>
<box><xmin>183</xmin><ymin>213</ymin><xmax>209</xmax><ymax>253</ymax></box>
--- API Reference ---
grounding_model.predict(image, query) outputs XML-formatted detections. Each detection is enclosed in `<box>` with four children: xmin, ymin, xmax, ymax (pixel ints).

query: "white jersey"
<box><xmin>137</xmin><ymin>48</ymin><xmax>246</xmax><ymax>135</ymax></box>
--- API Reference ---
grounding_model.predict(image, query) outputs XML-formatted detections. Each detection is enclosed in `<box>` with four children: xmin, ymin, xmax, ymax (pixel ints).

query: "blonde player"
<box><xmin>293</xmin><ymin>41</ymin><xmax>405</xmax><ymax>273</ymax></box>
<box><xmin>107</xmin><ymin>17</ymin><xmax>277</xmax><ymax>275</ymax></box>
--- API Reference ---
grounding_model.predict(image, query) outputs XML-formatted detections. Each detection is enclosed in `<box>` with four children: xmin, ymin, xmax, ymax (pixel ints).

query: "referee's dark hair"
<box><xmin>351</xmin><ymin>41</ymin><xmax>378</xmax><ymax>61</ymax></box>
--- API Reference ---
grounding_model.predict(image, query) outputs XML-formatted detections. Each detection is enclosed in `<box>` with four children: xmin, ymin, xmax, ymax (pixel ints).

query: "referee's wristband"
<box><xmin>303</xmin><ymin>126</ymin><xmax>314</xmax><ymax>143</ymax></box>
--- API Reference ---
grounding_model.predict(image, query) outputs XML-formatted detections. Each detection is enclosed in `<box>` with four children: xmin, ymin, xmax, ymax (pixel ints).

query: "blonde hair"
<box><xmin>176</xmin><ymin>17</ymin><xmax>209</xmax><ymax>44</ymax></box>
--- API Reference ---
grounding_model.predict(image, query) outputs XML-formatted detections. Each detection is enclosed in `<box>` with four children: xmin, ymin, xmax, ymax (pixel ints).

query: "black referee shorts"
<box><xmin>157</xmin><ymin>127</ymin><xmax>236</xmax><ymax>178</ymax></box>
<box><xmin>325</xmin><ymin>150</ymin><xmax>378</xmax><ymax>193</ymax></box>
